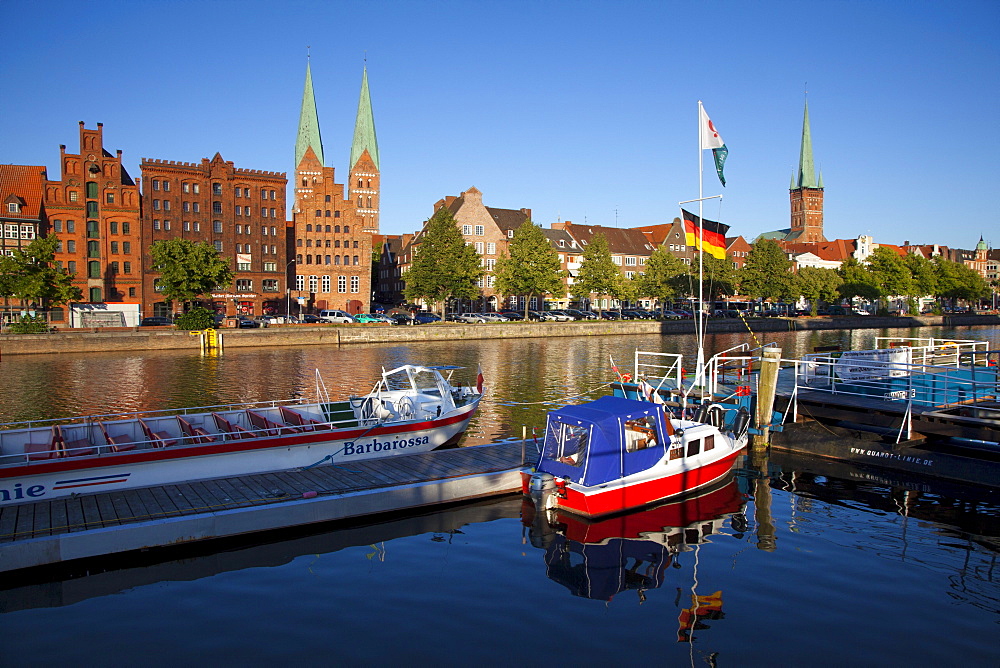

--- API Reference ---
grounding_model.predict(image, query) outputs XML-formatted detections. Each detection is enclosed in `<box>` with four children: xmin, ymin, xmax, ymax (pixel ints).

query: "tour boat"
<box><xmin>521</xmin><ymin>476</ymin><xmax>746</xmax><ymax>602</ymax></box>
<box><xmin>522</xmin><ymin>394</ymin><xmax>750</xmax><ymax>518</ymax></box>
<box><xmin>0</xmin><ymin>364</ymin><xmax>484</xmax><ymax>505</ymax></box>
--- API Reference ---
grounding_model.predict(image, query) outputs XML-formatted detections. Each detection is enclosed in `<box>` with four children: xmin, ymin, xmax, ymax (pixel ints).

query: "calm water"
<box><xmin>1</xmin><ymin>325</ymin><xmax>998</xmax><ymax>665</ymax></box>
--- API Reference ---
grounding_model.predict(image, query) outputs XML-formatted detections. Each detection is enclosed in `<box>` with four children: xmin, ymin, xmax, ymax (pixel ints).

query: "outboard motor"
<box><xmin>528</xmin><ymin>471</ymin><xmax>557</xmax><ymax>511</ymax></box>
<box><xmin>731</xmin><ymin>407</ymin><xmax>751</xmax><ymax>438</ymax></box>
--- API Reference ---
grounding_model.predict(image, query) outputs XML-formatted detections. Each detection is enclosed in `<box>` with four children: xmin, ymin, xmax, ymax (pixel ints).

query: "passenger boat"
<box><xmin>521</xmin><ymin>394</ymin><xmax>750</xmax><ymax>517</ymax></box>
<box><xmin>521</xmin><ymin>476</ymin><xmax>746</xmax><ymax>603</ymax></box>
<box><xmin>0</xmin><ymin>364</ymin><xmax>484</xmax><ymax>505</ymax></box>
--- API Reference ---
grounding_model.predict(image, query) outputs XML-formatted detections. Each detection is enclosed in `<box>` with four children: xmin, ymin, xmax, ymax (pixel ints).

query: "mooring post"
<box><xmin>755</xmin><ymin>347</ymin><xmax>783</xmax><ymax>447</ymax></box>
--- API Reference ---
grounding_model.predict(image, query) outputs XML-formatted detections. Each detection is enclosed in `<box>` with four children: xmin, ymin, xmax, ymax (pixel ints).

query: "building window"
<box><xmin>351</xmin><ymin>276</ymin><xmax>359</xmax><ymax>293</ymax></box>
<box><xmin>264</xmin><ymin>261</ymin><xmax>277</xmax><ymax>272</ymax></box>
<box><xmin>194</xmin><ymin>222</ymin><xmax>200</xmax><ymax>232</ymax></box>
<box><xmin>110</xmin><ymin>261</ymin><xmax>119</xmax><ymax>274</ymax></box>
<box><xmin>89</xmin><ymin>287</ymin><xmax>102</xmax><ymax>302</ymax></box>
<box><xmin>183</xmin><ymin>221</ymin><xmax>190</xmax><ymax>231</ymax></box>
<box><xmin>334</xmin><ymin>210</ymin><xmax>340</xmax><ymax>218</ymax></box>
<box><xmin>214</xmin><ymin>220</ymin><xmax>223</xmax><ymax>233</ymax></box>
<box><xmin>213</xmin><ymin>202</ymin><xmax>222</xmax><ymax>214</ymax></box>
<box><xmin>106</xmin><ymin>192</ymin><xmax>114</xmax><ymax>204</ymax></box>
<box><xmin>475</xmin><ymin>242</ymin><xmax>484</xmax><ymax>254</ymax></box>
<box><xmin>353</xmin><ymin>255</ymin><xmax>359</xmax><ymax>265</ymax></box>
<box><xmin>234</xmin><ymin>279</ymin><xmax>251</xmax><ymax>291</ymax></box>
<box><xmin>344</xmin><ymin>225</ymin><xmax>349</xmax><ymax>233</ymax></box>
<box><xmin>474</xmin><ymin>225</ymin><xmax>484</xmax><ymax>236</ymax></box>
<box><xmin>86</xmin><ymin>181</ymin><xmax>98</xmax><ymax>198</ymax></box>
<box><xmin>163</xmin><ymin>220</ymin><xmax>171</xmax><ymax>230</ymax></box>
<box><xmin>88</xmin><ymin>261</ymin><xmax>101</xmax><ymax>278</ymax></box>
<box><xmin>69</xmin><ymin>191</ymin><xmax>79</xmax><ymax>201</ymax></box>
<box><xmin>109</xmin><ymin>221</ymin><xmax>118</xmax><ymax>234</ymax></box>
<box><xmin>462</xmin><ymin>225</ymin><xmax>472</xmax><ymax>235</ymax></box>
<box><xmin>162</xmin><ymin>200</ymin><xmax>170</xmax><ymax>211</ymax></box>
<box><xmin>19</xmin><ymin>226</ymin><xmax>35</xmax><ymax>240</ymax></box>
<box><xmin>87</xmin><ymin>240</ymin><xmax>100</xmax><ymax>258</ymax></box>
<box><xmin>53</xmin><ymin>220</ymin><xmax>63</xmax><ymax>233</ymax></box>
<box><xmin>263</xmin><ymin>279</ymin><xmax>278</xmax><ymax>292</ymax></box>
<box><xmin>152</xmin><ymin>180</ymin><xmax>160</xmax><ymax>191</ymax></box>
<box><xmin>111</xmin><ymin>241</ymin><xmax>119</xmax><ymax>254</ymax></box>
<box><xmin>124</xmin><ymin>261</ymin><xmax>132</xmax><ymax>274</ymax></box>
<box><xmin>153</xmin><ymin>199</ymin><xmax>161</xmax><ymax>211</ymax></box>
<box><xmin>308</xmin><ymin>275</ymin><xmax>318</xmax><ymax>292</ymax></box>
<box><xmin>212</xmin><ymin>183</ymin><xmax>222</xmax><ymax>195</ymax></box>
<box><xmin>237</xmin><ymin>261</ymin><xmax>251</xmax><ymax>271</ymax></box>
<box><xmin>162</xmin><ymin>181</ymin><xmax>170</xmax><ymax>192</ymax></box>
<box><xmin>67</xmin><ymin>240</ymin><xmax>76</xmax><ymax>253</ymax></box>
<box><xmin>321</xmin><ymin>275</ymin><xmax>331</xmax><ymax>292</ymax></box>
<box><xmin>183</xmin><ymin>182</ymin><xmax>190</xmax><ymax>193</ymax></box>
<box><xmin>183</xmin><ymin>201</ymin><xmax>190</xmax><ymax>212</ymax></box>
<box><xmin>338</xmin><ymin>276</ymin><xmax>347</xmax><ymax>293</ymax></box>
<box><xmin>122</xmin><ymin>222</ymin><xmax>130</xmax><ymax>235</ymax></box>
<box><xmin>214</xmin><ymin>240</ymin><xmax>223</xmax><ymax>252</ymax></box>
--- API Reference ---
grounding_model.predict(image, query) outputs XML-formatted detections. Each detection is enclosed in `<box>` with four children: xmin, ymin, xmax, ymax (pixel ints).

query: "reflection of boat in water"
<box><xmin>0</xmin><ymin>364</ymin><xmax>484</xmax><ymax>505</ymax></box>
<box><xmin>521</xmin><ymin>477</ymin><xmax>747</xmax><ymax>603</ymax></box>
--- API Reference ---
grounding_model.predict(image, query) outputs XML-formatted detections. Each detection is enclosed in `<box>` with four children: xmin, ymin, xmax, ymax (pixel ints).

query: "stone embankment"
<box><xmin>0</xmin><ymin>314</ymin><xmax>997</xmax><ymax>356</ymax></box>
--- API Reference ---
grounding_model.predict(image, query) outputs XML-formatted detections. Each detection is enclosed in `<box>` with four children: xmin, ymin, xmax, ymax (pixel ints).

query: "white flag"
<box><xmin>700</xmin><ymin>104</ymin><xmax>725</xmax><ymax>150</ymax></box>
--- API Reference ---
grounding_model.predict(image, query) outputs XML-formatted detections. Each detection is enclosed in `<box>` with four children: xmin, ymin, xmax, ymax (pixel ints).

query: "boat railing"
<box><xmin>788</xmin><ymin>354</ymin><xmax>999</xmax><ymax>410</ymax></box>
<box><xmin>0</xmin><ymin>398</ymin><xmax>305</xmax><ymax>433</ymax></box>
<box><xmin>873</xmin><ymin>337</ymin><xmax>988</xmax><ymax>368</ymax></box>
<box><xmin>633</xmin><ymin>350</ymin><xmax>684</xmax><ymax>390</ymax></box>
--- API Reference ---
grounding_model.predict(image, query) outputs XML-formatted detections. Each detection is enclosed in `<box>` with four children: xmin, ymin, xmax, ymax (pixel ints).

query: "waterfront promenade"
<box><xmin>2</xmin><ymin>313</ymin><xmax>998</xmax><ymax>356</ymax></box>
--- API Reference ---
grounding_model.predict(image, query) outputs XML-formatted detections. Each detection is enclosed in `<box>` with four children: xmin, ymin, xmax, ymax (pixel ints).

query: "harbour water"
<box><xmin>1</xmin><ymin>325</ymin><xmax>998</xmax><ymax>664</ymax></box>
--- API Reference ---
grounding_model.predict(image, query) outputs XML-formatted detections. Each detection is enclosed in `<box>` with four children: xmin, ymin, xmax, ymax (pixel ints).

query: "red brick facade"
<box><xmin>44</xmin><ymin>123</ymin><xmax>143</xmax><ymax>305</ymax></box>
<box><xmin>290</xmin><ymin>148</ymin><xmax>372</xmax><ymax>314</ymax></box>
<box><xmin>789</xmin><ymin>186</ymin><xmax>825</xmax><ymax>242</ymax></box>
<box><xmin>140</xmin><ymin>153</ymin><xmax>288</xmax><ymax>317</ymax></box>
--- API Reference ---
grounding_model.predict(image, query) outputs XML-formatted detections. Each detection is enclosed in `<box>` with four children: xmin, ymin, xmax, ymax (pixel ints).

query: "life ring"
<box><xmin>620</xmin><ymin>373</ymin><xmax>632</xmax><ymax>382</ymax></box>
<box><xmin>397</xmin><ymin>397</ymin><xmax>415</xmax><ymax>420</ymax></box>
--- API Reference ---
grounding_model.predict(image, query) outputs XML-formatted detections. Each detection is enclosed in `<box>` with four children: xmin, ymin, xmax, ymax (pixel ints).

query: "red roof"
<box><xmin>0</xmin><ymin>164</ymin><xmax>47</xmax><ymax>221</ymax></box>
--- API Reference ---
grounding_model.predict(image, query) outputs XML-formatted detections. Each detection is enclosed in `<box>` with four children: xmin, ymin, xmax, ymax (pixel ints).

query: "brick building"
<box><xmin>289</xmin><ymin>61</ymin><xmax>377</xmax><ymax>314</ymax></box>
<box><xmin>1</xmin><ymin>165</ymin><xmax>46</xmax><ymax>259</ymax></box>
<box><xmin>44</xmin><ymin>122</ymin><xmax>143</xmax><ymax>305</ymax></box>
<box><xmin>139</xmin><ymin>154</ymin><xmax>288</xmax><ymax>317</ymax></box>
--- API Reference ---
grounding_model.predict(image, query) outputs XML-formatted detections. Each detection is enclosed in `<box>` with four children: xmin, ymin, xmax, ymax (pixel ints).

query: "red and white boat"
<box><xmin>522</xmin><ymin>394</ymin><xmax>749</xmax><ymax>518</ymax></box>
<box><xmin>0</xmin><ymin>364</ymin><xmax>484</xmax><ymax>505</ymax></box>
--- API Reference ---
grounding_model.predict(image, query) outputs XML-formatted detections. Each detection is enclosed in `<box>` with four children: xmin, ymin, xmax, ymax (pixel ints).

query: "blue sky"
<box><xmin>2</xmin><ymin>0</ymin><xmax>997</xmax><ymax>249</ymax></box>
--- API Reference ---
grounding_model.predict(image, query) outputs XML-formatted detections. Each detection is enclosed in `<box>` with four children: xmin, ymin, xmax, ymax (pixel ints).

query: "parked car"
<box><xmin>263</xmin><ymin>315</ymin><xmax>298</xmax><ymax>324</ymax></box>
<box><xmin>525</xmin><ymin>311</ymin><xmax>545</xmax><ymax>321</ymax></box>
<box><xmin>300</xmin><ymin>314</ymin><xmax>324</xmax><ymax>324</ymax></box>
<box><xmin>237</xmin><ymin>317</ymin><xmax>261</xmax><ymax>328</ymax></box>
<box><xmin>389</xmin><ymin>313</ymin><xmax>417</xmax><ymax>325</ymax></box>
<box><xmin>577</xmin><ymin>310</ymin><xmax>599</xmax><ymax>320</ymax></box>
<box><xmin>414</xmin><ymin>312</ymin><xmax>441</xmax><ymax>324</ymax></box>
<box><xmin>354</xmin><ymin>313</ymin><xmax>390</xmax><ymax>324</ymax></box>
<box><xmin>599</xmin><ymin>311</ymin><xmax>619</xmax><ymax>320</ymax></box>
<box><xmin>499</xmin><ymin>311</ymin><xmax>524</xmax><ymax>321</ymax></box>
<box><xmin>318</xmin><ymin>309</ymin><xmax>355</xmax><ymax>324</ymax></box>
<box><xmin>543</xmin><ymin>310</ymin><xmax>572</xmax><ymax>322</ymax></box>
<box><xmin>479</xmin><ymin>312</ymin><xmax>508</xmax><ymax>322</ymax></box>
<box><xmin>456</xmin><ymin>313</ymin><xmax>487</xmax><ymax>323</ymax></box>
<box><xmin>139</xmin><ymin>316</ymin><xmax>173</xmax><ymax>327</ymax></box>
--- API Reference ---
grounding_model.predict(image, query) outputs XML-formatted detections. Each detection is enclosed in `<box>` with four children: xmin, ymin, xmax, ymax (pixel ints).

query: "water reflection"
<box><xmin>521</xmin><ymin>476</ymin><xmax>747</xmax><ymax>606</ymax></box>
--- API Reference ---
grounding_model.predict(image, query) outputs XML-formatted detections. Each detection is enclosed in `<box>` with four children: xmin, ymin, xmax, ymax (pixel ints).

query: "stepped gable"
<box><xmin>0</xmin><ymin>165</ymin><xmax>47</xmax><ymax>221</ymax></box>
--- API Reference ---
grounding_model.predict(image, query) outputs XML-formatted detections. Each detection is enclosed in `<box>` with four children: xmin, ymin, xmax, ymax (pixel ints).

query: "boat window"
<box><xmin>624</xmin><ymin>415</ymin><xmax>659</xmax><ymax>453</ymax></box>
<box><xmin>543</xmin><ymin>420</ymin><xmax>589</xmax><ymax>467</ymax></box>
<box><xmin>704</xmin><ymin>434</ymin><xmax>715</xmax><ymax>451</ymax></box>
<box><xmin>409</xmin><ymin>368</ymin><xmax>443</xmax><ymax>395</ymax></box>
<box><xmin>687</xmin><ymin>438</ymin><xmax>701</xmax><ymax>457</ymax></box>
<box><xmin>669</xmin><ymin>444</ymin><xmax>684</xmax><ymax>460</ymax></box>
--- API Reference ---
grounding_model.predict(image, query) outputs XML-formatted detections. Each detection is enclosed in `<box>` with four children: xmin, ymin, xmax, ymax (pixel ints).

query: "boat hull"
<box><xmin>0</xmin><ymin>401</ymin><xmax>479</xmax><ymax>506</ymax></box>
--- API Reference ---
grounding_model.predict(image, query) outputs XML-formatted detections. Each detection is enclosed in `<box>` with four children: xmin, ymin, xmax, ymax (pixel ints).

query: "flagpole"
<box><xmin>696</xmin><ymin>101</ymin><xmax>706</xmax><ymax>391</ymax></box>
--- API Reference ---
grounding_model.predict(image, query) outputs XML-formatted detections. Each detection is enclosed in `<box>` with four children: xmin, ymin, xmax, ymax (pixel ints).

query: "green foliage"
<box><xmin>837</xmin><ymin>257</ymin><xmax>880</xmax><ymax>302</ymax></box>
<box><xmin>149</xmin><ymin>239</ymin><xmax>233</xmax><ymax>305</ymax></box>
<box><xmin>635</xmin><ymin>245</ymin><xmax>688</xmax><ymax>309</ymax></box>
<box><xmin>0</xmin><ymin>236</ymin><xmax>82</xmax><ymax>308</ymax></box>
<box><xmin>402</xmin><ymin>208</ymin><xmax>483</xmax><ymax>313</ymax></box>
<box><xmin>689</xmin><ymin>252</ymin><xmax>738</xmax><ymax>301</ymax></box>
<box><xmin>739</xmin><ymin>239</ymin><xmax>793</xmax><ymax>300</ymax></box>
<box><xmin>572</xmin><ymin>233</ymin><xmax>623</xmax><ymax>310</ymax></box>
<box><xmin>796</xmin><ymin>266</ymin><xmax>843</xmax><ymax>314</ymax></box>
<box><xmin>7</xmin><ymin>314</ymin><xmax>49</xmax><ymax>334</ymax></box>
<box><xmin>866</xmin><ymin>246</ymin><xmax>914</xmax><ymax>310</ymax></box>
<box><xmin>933</xmin><ymin>256</ymin><xmax>988</xmax><ymax>302</ymax></box>
<box><xmin>174</xmin><ymin>307</ymin><xmax>215</xmax><ymax>330</ymax></box>
<box><xmin>493</xmin><ymin>220</ymin><xmax>566</xmax><ymax>315</ymax></box>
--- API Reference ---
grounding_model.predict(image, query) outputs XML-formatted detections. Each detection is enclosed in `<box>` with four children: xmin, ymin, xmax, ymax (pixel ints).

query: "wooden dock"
<box><xmin>0</xmin><ymin>440</ymin><xmax>527</xmax><ymax>574</ymax></box>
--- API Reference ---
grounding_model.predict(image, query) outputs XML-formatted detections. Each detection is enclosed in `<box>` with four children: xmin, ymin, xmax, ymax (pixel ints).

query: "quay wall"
<box><xmin>0</xmin><ymin>314</ymin><xmax>998</xmax><ymax>356</ymax></box>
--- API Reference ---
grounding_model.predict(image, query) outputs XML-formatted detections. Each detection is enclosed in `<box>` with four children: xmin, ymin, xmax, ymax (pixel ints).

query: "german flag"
<box><xmin>682</xmin><ymin>209</ymin><xmax>730</xmax><ymax>260</ymax></box>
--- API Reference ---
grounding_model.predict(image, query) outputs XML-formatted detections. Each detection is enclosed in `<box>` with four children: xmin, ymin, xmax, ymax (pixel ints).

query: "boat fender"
<box><xmin>731</xmin><ymin>408</ymin><xmax>751</xmax><ymax>438</ymax></box>
<box><xmin>302</xmin><ymin>490</ymin><xmax>318</xmax><ymax>499</ymax></box>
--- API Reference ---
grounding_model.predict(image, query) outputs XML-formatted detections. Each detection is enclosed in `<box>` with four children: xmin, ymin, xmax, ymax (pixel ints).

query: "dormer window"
<box><xmin>558</xmin><ymin>240</ymin><xmax>565</xmax><ymax>247</ymax></box>
<box><xmin>7</xmin><ymin>202</ymin><xmax>20</xmax><ymax>214</ymax></box>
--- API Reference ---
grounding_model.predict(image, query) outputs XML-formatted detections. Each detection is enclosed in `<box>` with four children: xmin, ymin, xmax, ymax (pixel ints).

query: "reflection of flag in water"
<box><xmin>677</xmin><ymin>590</ymin><xmax>724</xmax><ymax>643</ymax></box>
<box><xmin>682</xmin><ymin>209</ymin><xmax>730</xmax><ymax>260</ymax></box>
<box><xmin>476</xmin><ymin>365</ymin><xmax>484</xmax><ymax>393</ymax></box>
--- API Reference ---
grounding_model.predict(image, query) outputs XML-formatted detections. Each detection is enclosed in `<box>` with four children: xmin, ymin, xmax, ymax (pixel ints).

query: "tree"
<box><xmin>149</xmin><ymin>238</ymin><xmax>233</xmax><ymax>310</ymax></box>
<box><xmin>572</xmin><ymin>233</ymin><xmax>622</xmax><ymax>313</ymax></box>
<box><xmin>0</xmin><ymin>236</ymin><xmax>82</xmax><ymax>309</ymax></box>
<box><xmin>493</xmin><ymin>220</ymin><xmax>565</xmax><ymax>317</ymax></box>
<box><xmin>690</xmin><ymin>252</ymin><xmax>738</xmax><ymax>303</ymax></box>
<box><xmin>902</xmin><ymin>254</ymin><xmax>938</xmax><ymax>313</ymax></box>
<box><xmin>837</xmin><ymin>256</ymin><xmax>880</xmax><ymax>303</ymax></box>
<box><xmin>402</xmin><ymin>207</ymin><xmax>483</xmax><ymax>314</ymax></box>
<box><xmin>795</xmin><ymin>266</ymin><xmax>843</xmax><ymax>314</ymax></box>
<box><xmin>635</xmin><ymin>245</ymin><xmax>688</xmax><ymax>314</ymax></box>
<box><xmin>933</xmin><ymin>256</ymin><xmax>988</xmax><ymax>307</ymax></box>
<box><xmin>866</xmin><ymin>246</ymin><xmax>914</xmax><ymax>313</ymax></box>
<box><xmin>739</xmin><ymin>239</ymin><xmax>793</xmax><ymax>301</ymax></box>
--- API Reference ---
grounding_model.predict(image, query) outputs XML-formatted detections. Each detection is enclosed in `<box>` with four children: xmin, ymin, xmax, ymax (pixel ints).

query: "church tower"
<box><xmin>290</xmin><ymin>58</ymin><xmax>373</xmax><ymax>315</ymax></box>
<box><xmin>789</xmin><ymin>100</ymin><xmax>826</xmax><ymax>242</ymax></box>
<box><xmin>349</xmin><ymin>67</ymin><xmax>380</xmax><ymax>234</ymax></box>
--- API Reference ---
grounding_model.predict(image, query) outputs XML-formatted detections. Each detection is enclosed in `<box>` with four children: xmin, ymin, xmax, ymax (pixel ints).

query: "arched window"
<box><xmin>357</xmin><ymin>197</ymin><xmax>362</xmax><ymax>207</ymax></box>
<box><xmin>357</xmin><ymin>178</ymin><xmax>363</xmax><ymax>188</ymax></box>
<box><xmin>306</xmin><ymin>224</ymin><xmax>312</xmax><ymax>232</ymax></box>
<box><xmin>367</xmin><ymin>197</ymin><xmax>372</xmax><ymax>208</ymax></box>
<box><xmin>325</xmin><ymin>210</ymin><xmax>331</xmax><ymax>217</ymax></box>
<box><xmin>335</xmin><ymin>225</ymin><xmax>340</xmax><ymax>233</ymax></box>
<box><xmin>296</xmin><ymin>239</ymin><xmax>303</xmax><ymax>247</ymax></box>
<box><xmin>366</xmin><ymin>179</ymin><xmax>371</xmax><ymax>188</ymax></box>
<box><xmin>335</xmin><ymin>240</ymin><xmax>341</xmax><ymax>248</ymax></box>
<box><xmin>325</xmin><ymin>225</ymin><xmax>331</xmax><ymax>233</ymax></box>
<box><xmin>306</xmin><ymin>239</ymin><xmax>312</xmax><ymax>247</ymax></box>
<box><xmin>325</xmin><ymin>255</ymin><xmax>331</xmax><ymax>265</ymax></box>
<box><xmin>296</xmin><ymin>254</ymin><xmax>303</xmax><ymax>264</ymax></box>
<box><xmin>335</xmin><ymin>255</ymin><xmax>340</xmax><ymax>265</ymax></box>
<box><xmin>325</xmin><ymin>195</ymin><xmax>331</xmax><ymax>202</ymax></box>
<box><xmin>342</xmin><ymin>255</ymin><xmax>349</xmax><ymax>265</ymax></box>
<box><xmin>344</xmin><ymin>225</ymin><xmax>350</xmax><ymax>233</ymax></box>
<box><xmin>301</xmin><ymin>178</ymin><xmax>307</xmax><ymax>186</ymax></box>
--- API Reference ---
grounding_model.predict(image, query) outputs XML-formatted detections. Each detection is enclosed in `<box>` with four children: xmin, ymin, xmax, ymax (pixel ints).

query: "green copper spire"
<box><xmin>349</xmin><ymin>66</ymin><xmax>379</xmax><ymax>172</ymax></box>
<box><xmin>796</xmin><ymin>100</ymin><xmax>820</xmax><ymax>189</ymax></box>
<box><xmin>295</xmin><ymin>59</ymin><xmax>324</xmax><ymax>169</ymax></box>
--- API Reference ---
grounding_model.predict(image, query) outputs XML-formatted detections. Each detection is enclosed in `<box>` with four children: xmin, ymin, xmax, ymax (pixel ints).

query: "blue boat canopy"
<box><xmin>537</xmin><ymin>396</ymin><xmax>670</xmax><ymax>487</ymax></box>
